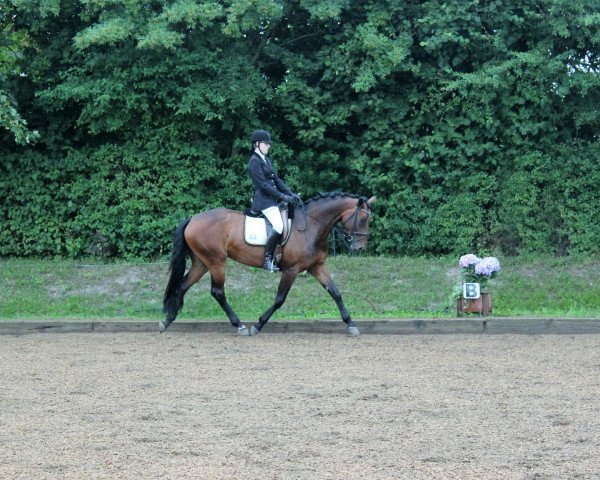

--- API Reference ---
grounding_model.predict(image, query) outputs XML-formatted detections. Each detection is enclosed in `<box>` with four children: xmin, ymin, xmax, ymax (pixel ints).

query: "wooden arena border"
<box><xmin>1</xmin><ymin>318</ymin><xmax>600</xmax><ymax>335</ymax></box>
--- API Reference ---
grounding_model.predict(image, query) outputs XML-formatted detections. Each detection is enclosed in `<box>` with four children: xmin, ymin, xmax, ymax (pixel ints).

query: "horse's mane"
<box><xmin>304</xmin><ymin>191</ymin><xmax>363</xmax><ymax>206</ymax></box>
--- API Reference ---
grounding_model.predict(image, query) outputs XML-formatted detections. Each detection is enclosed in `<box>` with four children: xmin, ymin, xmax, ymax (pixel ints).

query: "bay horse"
<box><xmin>161</xmin><ymin>192</ymin><xmax>376</xmax><ymax>336</ymax></box>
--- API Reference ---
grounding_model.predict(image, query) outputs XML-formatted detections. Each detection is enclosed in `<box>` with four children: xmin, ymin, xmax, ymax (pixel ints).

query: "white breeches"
<box><xmin>262</xmin><ymin>206</ymin><xmax>284</xmax><ymax>234</ymax></box>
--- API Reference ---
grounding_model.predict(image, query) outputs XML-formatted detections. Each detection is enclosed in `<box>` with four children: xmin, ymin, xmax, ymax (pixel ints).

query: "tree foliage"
<box><xmin>0</xmin><ymin>15</ymin><xmax>39</xmax><ymax>144</ymax></box>
<box><xmin>1</xmin><ymin>0</ymin><xmax>599</xmax><ymax>258</ymax></box>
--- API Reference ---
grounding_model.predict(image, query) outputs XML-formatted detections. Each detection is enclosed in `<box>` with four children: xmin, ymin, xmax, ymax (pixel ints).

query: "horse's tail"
<box><xmin>163</xmin><ymin>218</ymin><xmax>191</xmax><ymax>319</ymax></box>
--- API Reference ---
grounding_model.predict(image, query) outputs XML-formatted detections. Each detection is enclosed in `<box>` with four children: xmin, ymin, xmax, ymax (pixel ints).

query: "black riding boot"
<box><xmin>263</xmin><ymin>229</ymin><xmax>282</xmax><ymax>272</ymax></box>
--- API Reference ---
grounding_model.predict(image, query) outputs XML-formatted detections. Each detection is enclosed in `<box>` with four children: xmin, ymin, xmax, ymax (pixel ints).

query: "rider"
<box><xmin>247</xmin><ymin>129</ymin><xmax>300</xmax><ymax>272</ymax></box>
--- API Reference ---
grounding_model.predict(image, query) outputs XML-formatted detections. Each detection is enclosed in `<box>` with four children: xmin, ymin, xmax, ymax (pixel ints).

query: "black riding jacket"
<box><xmin>247</xmin><ymin>152</ymin><xmax>293</xmax><ymax>211</ymax></box>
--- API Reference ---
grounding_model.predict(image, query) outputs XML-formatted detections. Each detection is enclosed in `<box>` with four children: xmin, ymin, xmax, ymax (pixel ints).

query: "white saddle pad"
<box><xmin>244</xmin><ymin>217</ymin><xmax>292</xmax><ymax>246</ymax></box>
<box><xmin>244</xmin><ymin>217</ymin><xmax>268</xmax><ymax>245</ymax></box>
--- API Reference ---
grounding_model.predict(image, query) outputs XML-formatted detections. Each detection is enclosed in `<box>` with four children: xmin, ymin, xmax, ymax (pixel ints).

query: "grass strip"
<box><xmin>1</xmin><ymin>255</ymin><xmax>599</xmax><ymax>321</ymax></box>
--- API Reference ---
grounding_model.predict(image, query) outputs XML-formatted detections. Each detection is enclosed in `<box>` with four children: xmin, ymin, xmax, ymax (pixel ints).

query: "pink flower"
<box><xmin>459</xmin><ymin>254</ymin><xmax>481</xmax><ymax>268</ymax></box>
<box><xmin>474</xmin><ymin>257</ymin><xmax>501</xmax><ymax>277</ymax></box>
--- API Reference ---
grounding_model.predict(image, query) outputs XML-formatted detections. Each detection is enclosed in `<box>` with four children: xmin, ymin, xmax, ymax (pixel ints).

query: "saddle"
<box><xmin>244</xmin><ymin>205</ymin><xmax>292</xmax><ymax>247</ymax></box>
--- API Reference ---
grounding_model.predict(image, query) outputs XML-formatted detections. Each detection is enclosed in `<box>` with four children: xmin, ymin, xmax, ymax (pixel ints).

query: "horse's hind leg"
<box><xmin>209</xmin><ymin>265</ymin><xmax>250</xmax><ymax>336</ymax></box>
<box><xmin>160</xmin><ymin>257</ymin><xmax>208</xmax><ymax>332</ymax></box>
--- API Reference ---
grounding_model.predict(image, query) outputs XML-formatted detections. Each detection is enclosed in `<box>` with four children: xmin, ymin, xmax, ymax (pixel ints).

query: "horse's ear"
<box><xmin>367</xmin><ymin>196</ymin><xmax>377</xmax><ymax>205</ymax></box>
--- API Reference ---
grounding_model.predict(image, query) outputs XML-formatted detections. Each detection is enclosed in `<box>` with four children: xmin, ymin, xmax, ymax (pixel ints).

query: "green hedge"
<box><xmin>3</xmin><ymin>141</ymin><xmax>599</xmax><ymax>258</ymax></box>
<box><xmin>1</xmin><ymin>142</ymin><xmax>252</xmax><ymax>258</ymax></box>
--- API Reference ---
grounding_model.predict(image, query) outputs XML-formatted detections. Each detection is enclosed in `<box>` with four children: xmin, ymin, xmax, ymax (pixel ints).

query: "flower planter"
<box><xmin>457</xmin><ymin>293</ymin><xmax>492</xmax><ymax>317</ymax></box>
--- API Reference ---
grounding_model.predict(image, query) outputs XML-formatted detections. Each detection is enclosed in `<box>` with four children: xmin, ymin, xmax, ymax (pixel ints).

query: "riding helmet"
<box><xmin>251</xmin><ymin>129</ymin><xmax>272</xmax><ymax>144</ymax></box>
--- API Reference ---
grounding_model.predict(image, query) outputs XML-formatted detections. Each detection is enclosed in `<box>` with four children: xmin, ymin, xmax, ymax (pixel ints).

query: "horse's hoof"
<box><xmin>159</xmin><ymin>321</ymin><xmax>167</xmax><ymax>333</ymax></box>
<box><xmin>238</xmin><ymin>325</ymin><xmax>250</xmax><ymax>336</ymax></box>
<box><xmin>347</xmin><ymin>326</ymin><xmax>360</xmax><ymax>336</ymax></box>
<box><xmin>250</xmin><ymin>326</ymin><xmax>261</xmax><ymax>336</ymax></box>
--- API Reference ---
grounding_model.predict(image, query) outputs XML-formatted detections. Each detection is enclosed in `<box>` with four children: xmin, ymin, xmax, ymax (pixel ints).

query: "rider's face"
<box><xmin>257</xmin><ymin>141</ymin><xmax>271</xmax><ymax>155</ymax></box>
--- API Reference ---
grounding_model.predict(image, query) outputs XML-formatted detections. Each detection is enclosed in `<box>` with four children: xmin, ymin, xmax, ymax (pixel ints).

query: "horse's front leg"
<box><xmin>251</xmin><ymin>270</ymin><xmax>298</xmax><ymax>336</ymax></box>
<box><xmin>309</xmin><ymin>263</ymin><xmax>360</xmax><ymax>336</ymax></box>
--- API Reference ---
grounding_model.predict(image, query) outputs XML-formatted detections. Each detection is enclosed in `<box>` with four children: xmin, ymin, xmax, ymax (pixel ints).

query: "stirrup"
<box><xmin>263</xmin><ymin>259</ymin><xmax>280</xmax><ymax>272</ymax></box>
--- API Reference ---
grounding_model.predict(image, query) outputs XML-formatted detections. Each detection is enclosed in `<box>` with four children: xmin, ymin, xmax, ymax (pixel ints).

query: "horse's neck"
<box><xmin>307</xmin><ymin>197</ymin><xmax>354</xmax><ymax>236</ymax></box>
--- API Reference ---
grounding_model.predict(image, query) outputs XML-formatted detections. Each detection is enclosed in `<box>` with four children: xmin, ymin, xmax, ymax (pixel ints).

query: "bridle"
<box><xmin>340</xmin><ymin>201</ymin><xmax>371</xmax><ymax>244</ymax></box>
<box><xmin>293</xmin><ymin>198</ymin><xmax>371</xmax><ymax>250</ymax></box>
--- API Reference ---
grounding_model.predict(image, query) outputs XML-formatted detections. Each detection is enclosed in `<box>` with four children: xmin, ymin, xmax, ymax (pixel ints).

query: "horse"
<box><xmin>161</xmin><ymin>192</ymin><xmax>376</xmax><ymax>336</ymax></box>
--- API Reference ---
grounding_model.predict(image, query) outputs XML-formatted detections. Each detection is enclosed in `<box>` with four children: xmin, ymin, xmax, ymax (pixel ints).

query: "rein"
<box><xmin>293</xmin><ymin>199</ymin><xmax>371</xmax><ymax>248</ymax></box>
